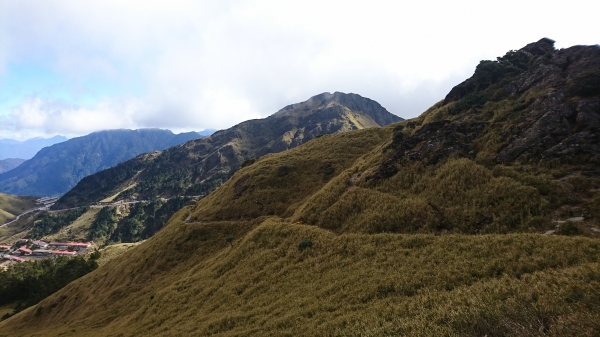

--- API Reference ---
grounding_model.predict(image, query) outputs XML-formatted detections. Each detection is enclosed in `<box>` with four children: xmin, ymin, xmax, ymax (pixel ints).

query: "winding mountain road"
<box><xmin>1</xmin><ymin>206</ymin><xmax>48</xmax><ymax>228</ymax></box>
<box><xmin>2</xmin><ymin>195</ymin><xmax>203</xmax><ymax>229</ymax></box>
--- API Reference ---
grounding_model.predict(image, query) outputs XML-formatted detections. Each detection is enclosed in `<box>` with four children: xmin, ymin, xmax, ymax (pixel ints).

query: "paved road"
<box><xmin>1</xmin><ymin>206</ymin><xmax>49</xmax><ymax>228</ymax></box>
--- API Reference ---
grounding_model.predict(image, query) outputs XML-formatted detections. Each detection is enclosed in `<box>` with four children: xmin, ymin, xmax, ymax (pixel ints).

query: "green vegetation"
<box><xmin>298</xmin><ymin>238</ymin><xmax>312</xmax><ymax>251</ymax></box>
<box><xmin>0</xmin><ymin>129</ymin><xmax>200</xmax><ymax>197</ymax></box>
<box><xmin>0</xmin><ymin>253</ymin><xmax>100</xmax><ymax>320</ymax></box>
<box><xmin>42</xmin><ymin>208</ymin><xmax>101</xmax><ymax>243</ymax></box>
<box><xmin>87</xmin><ymin>197</ymin><xmax>193</xmax><ymax>244</ymax></box>
<box><xmin>88</xmin><ymin>207</ymin><xmax>118</xmax><ymax>241</ymax></box>
<box><xmin>29</xmin><ymin>208</ymin><xmax>89</xmax><ymax>239</ymax></box>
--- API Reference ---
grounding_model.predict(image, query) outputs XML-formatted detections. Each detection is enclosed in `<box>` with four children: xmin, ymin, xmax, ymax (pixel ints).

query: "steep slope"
<box><xmin>0</xmin><ymin>135</ymin><xmax>67</xmax><ymax>160</ymax></box>
<box><xmin>54</xmin><ymin>92</ymin><xmax>402</xmax><ymax>208</ymax></box>
<box><xmin>2</xmin><ymin>39</ymin><xmax>600</xmax><ymax>336</ymax></box>
<box><xmin>0</xmin><ymin>129</ymin><xmax>201</xmax><ymax>197</ymax></box>
<box><xmin>0</xmin><ymin>158</ymin><xmax>25</xmax><ymax>174</ymax></box>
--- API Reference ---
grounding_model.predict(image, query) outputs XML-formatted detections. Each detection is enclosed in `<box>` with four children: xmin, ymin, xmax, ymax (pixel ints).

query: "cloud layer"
<box><xmin>1</xmin><ymin>0</ymin><xmax>599</xmax><ymax>139</ymax></box>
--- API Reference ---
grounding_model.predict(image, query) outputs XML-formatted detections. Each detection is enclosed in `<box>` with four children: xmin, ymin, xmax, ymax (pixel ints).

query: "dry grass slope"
<box><xmin>2</xmin><ymin>118</ymin><xmax>600</xmax><ymax>335</ymax></box>
<box><xmin>0</xmin><ymin>193</ymin><xmax>37</xmax><ymax>224</ymax></box>
<box><xmin>2</xmin><ymin>216</ymin><xmax>599</xmax><ymax>336</ymax></box>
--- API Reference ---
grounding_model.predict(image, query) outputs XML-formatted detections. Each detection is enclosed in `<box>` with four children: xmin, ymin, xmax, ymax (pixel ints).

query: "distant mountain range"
<box><xmin>54</xmin><ymin>92</ymin><xmax>402</xmax><ymax>208</ymax></box>
<box><xmin>0</xmin><ymin>129</ymin><xmax>203</xmax><ymax>197</ymax></box>
<box><xmin>0</xmin><ymin>158</ymin><xmax>25</xmax><ymax>174</ymax></box>
<box><xmin>0</xmin><ymin>135</ymin><xmax>67</xmax><ymax>160</ymax></box>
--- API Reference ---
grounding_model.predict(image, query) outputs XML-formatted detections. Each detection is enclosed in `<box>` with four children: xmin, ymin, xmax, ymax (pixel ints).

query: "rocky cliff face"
<box><xmin>371</xmin><ymin>38</ymin><xmax>600</xmax><ymax>181</ymax></box>
<box><xmin>497</xmin><ymin>40</ymin><xmax>600</xmax><ymax>163</ymax></box>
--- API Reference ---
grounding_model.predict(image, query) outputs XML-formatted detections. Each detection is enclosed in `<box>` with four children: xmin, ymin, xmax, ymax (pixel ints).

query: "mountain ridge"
<box><xmin>0</xmin><ymin>135</ymin><xmax>67</xmax><ymax>160</ymax></box>
<box><xmin>0</xmin><ymin>158</ymin><xmax>25</xmax><ymax>174</ymax></box>
<box><xmin>53</xmin><ymin>92</ymin><xmax>402</xmax><ymax>208</ymax></box>
<box><xmin>0</xmin><ymin>129</ymin><xmax>202</xmax><ymax>197</ymax></box>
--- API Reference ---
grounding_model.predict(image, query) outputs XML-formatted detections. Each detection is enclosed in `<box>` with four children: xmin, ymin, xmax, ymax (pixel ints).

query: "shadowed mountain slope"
<box><xmin>0</xmin><ymin>158</ymin><xmax>25</xmax><ymax>174</ymax></box>
<box><xmin>2</xmin><ymin>40</ymin><xmax>600</xmax><ymax>336</ymax></box>
<box><xmin>0</xmin><ymin>129</ymin><xmax>201</xmax><ymax>197</ymax></box>
<box><xmin>54</xmin><ymin>92</ymin><xmax>402</xmax><ymax>208</ymax></box>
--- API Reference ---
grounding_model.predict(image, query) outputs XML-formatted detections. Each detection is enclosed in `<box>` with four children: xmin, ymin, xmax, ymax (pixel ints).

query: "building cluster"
<box><xmin>0</xmin><ymin>240</ymin><xmax>92</xmax><ymax>268</ymax></box>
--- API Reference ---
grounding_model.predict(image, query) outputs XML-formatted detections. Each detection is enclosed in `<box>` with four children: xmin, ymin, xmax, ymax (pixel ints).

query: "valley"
<box><xmin>0</xmin><ymin>38</ymin><xmax>599</xmax><ymax>336</ymax></box>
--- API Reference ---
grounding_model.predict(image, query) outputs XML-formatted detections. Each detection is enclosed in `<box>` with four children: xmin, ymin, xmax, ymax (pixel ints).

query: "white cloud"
<box><xmin>1</xmin><ymin>0</ymin><xmax>599</xmax><ymax>139</ymax></box>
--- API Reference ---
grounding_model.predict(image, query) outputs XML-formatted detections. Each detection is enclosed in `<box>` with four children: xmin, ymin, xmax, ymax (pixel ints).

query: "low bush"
<box><xmin>298</xmin><ymin>239</ymin><xmax>313</xmax><ymax>251</ymax></box>
<box><xmin>556</xmin><ymin>221</ymin><xmax>582</xmax><ymax>236</ymax></box>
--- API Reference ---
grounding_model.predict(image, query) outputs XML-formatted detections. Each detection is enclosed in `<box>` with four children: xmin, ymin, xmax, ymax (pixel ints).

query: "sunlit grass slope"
<box><xmin>42</xmin><ymin>208</ymin><xmax>101</xmax><ymax>242</ymax></box>
<box><xmin>2</xmin><ymin>119</ymin><xmax>599</xmax><ymax>335</ymax></box>
<box><xmin>192</xmin><ymin>128</ymin><xmax>391</xmax><ymax>222</ymax></box>
<box><xmin>0</xmin><ymin>193</ymin><xmax>37</xmax><ymax>224</ymax></box>
<box><xmin>2</xmin><ymin>217</ymin><xmax>599</xmax><ymax>336</ymax></box>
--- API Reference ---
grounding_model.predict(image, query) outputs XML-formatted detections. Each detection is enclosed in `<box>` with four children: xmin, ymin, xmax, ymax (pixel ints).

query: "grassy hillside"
<box><xmin>42</xmin><ymin>208</ymin><xmax>102</xmax><ymax>242</ymax></box>
<box><xmin>54</xmin><ymin>92</ymin><xmax>402</xmax><ymax>209</ymax></box>
<box><xmin>0</xmin><ymin>193</ymin><xmax>37</xmax><ymax>224</ymax></box>
<box><xmin>2</xmin><ymin>218</ymin><xmax>599</xmax><ymax>336</ymax></box>
<box><xmin>1</xmin><ymin>39</ymin><xmax>600</xmax><ymax>336</ymax></box>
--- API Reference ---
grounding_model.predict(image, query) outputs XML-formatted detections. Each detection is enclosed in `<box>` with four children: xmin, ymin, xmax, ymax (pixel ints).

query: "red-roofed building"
<box><xmin>0</xmin><ymin>245</ymin><xmax>11</xmax><ymax>252</ymax></box>
<box><xmin>18</xmin><ymin>246</ymin><xmax>32</xmax><ymax>255</ymax></box>
<box><xmin>1</xmin><ymin>255</ymin><xmax>25</xmax><ymax>262</ymax></box>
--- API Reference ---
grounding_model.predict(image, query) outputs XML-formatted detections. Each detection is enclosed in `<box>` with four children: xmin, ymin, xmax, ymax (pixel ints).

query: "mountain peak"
<box><xmin>520</xmin><ymin>37</ymin><xmax>555</xmax><ymax>56</ymax></box>
<box><xmin>55</xmin><ymin>93</ymin><xmax>401</xmax><ymax>207</ymax></box>
<box><xmin>273</xmin><ymin>92</ymin><xmax>398</xmax><ymax>125</ymax></box>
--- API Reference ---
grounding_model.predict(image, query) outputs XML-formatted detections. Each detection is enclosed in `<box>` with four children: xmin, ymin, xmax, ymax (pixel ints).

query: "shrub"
<box><xmin>276</xmin><ymin>165</ymin><xmax>292</xmax><ymax>177</ymax></box>
<box><xmin>298</xmin><ymin>239</ymin><xmax>313</xmax><ymax>252</ymax></box>
<box><xmin>241</xmin><ymin>159</ymin><xmax>256</xmax><ymax>168</ymax></box>
<box><xmin>448</xmin><ymin>91</ymin><xmax>487</xmax><ymax>115</ymax></box>
<box><xmin>555</xmin><ymin>221</ymin><xmax>581</xmax><ymax>236</ymax></box>
<box><xmin>321</xmin><ymin>162</ymin><xmax>335</xmax><ymax>176</ymax></box>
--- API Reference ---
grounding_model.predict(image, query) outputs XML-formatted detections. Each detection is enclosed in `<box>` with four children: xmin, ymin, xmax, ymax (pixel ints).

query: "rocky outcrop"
<box><xmin>498</xmin><ymin>43</ymin><xmax>600</xmax><ymax>164</ymax></box>
<box><xmin>369</xmin><ymin>120</ymin><xmax>488</xmax><ymax>180</ymax></box>
<box><xmin>374</xmin><ymin>39</ymin><xmax>600</xmax><ymax>181</ymax></box>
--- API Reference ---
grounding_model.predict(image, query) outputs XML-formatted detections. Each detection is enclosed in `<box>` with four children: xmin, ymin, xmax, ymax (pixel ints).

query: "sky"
<box><xmin>0</xmin><ymin>0</ymin><xmax>598</xmax><ymax>140</ymax></box>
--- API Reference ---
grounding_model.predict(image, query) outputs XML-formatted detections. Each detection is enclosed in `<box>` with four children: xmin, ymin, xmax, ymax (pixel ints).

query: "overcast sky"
<box><xmin>0</xmin><ymin>0</ymin><xmax>598</xmax><ymax>140</ymax></box>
